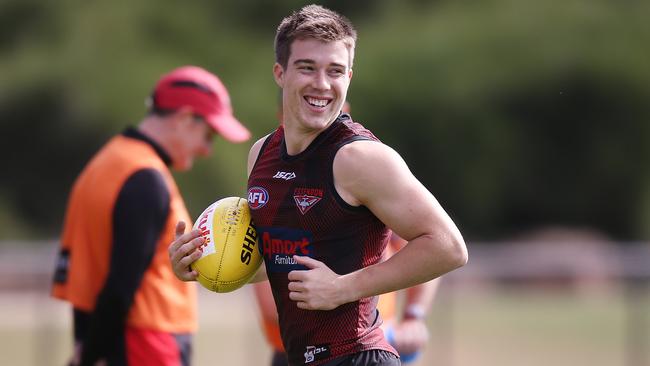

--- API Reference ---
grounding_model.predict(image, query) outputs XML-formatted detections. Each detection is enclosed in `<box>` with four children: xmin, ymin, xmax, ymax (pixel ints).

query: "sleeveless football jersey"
<box><xmin>248</xmin><ymin>114</ymin><xmax>396</xmax><ymax>365</ymax></box>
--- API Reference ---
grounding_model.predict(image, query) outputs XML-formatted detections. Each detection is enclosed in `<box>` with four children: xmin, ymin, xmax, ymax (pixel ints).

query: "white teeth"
<box><xmin>306</xmin><ymin>97</ymin><xmax>328</xmax><ymax>107</ymax></box>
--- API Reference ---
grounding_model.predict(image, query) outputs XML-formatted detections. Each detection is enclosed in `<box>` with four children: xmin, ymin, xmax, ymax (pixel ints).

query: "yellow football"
<box><xmin>191</xmin><ymin>197</ymin><xmax>261</xmax><ymax>293</ymax></box>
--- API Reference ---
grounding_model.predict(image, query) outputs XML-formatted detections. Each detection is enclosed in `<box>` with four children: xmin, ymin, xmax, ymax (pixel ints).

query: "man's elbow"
<box><xmin>422</xmin><ymin>231</ymin><xmax>468</xmax><ymax>272</ymax></box>
<box><xmin>447</xmin><ymin>235</ymin><xmax>468</xmax><ymax>269</ymax></box>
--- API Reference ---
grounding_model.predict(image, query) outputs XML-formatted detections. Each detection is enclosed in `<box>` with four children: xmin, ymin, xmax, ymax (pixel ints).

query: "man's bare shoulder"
<box><xmin>336</xmin><ymin>140</ymin><xmax>406</xmax><ymax>174</ymax></box>
<box><xmin>249</xmin><ymin>134</ymin><xmax>271</xmax><ymax>154</ymax></box>
<box><xmin>247</xmin><ymin>133</ymin><xmax>274</xmax><ymax>176</ymax></box>
<box><xmin>334</xmin><ymin>140</ymin><xmax>411</xmax><ymax>206</ymax></box>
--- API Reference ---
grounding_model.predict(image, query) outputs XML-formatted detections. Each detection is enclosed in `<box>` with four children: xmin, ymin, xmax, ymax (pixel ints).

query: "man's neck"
<box><xmin>283</xmin><ymin>125</ymin><xmax>324</xmax><ymax>156</ymax></box>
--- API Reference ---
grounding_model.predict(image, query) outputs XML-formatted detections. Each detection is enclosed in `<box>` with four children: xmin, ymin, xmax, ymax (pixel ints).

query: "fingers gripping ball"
<box><xmin>191</xmin><ymin>197</ymin><xmax>261</xmax><ymax>293</ymax></box>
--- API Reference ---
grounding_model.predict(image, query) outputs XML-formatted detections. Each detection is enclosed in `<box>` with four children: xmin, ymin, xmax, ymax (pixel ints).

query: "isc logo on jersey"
<box><xmin>273</xmin><ymin>171</ymin><xmax>296</xmax><ymax>180</ymax></box>
<box><xmin>248</xmin><ymin>187</ymin><xmax>269</xmax><ymax>209</ymax></box>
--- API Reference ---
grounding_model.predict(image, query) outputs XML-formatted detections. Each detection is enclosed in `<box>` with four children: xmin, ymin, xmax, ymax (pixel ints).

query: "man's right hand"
<box><xmin>390</xmin><ymin>318</ymin><xmax>429</xmax><ymax>355</ymax></box>
<box><xmin>168</xmin><ymin>221</ymin><xmax>204</xmax><ymax>281</ymax></box>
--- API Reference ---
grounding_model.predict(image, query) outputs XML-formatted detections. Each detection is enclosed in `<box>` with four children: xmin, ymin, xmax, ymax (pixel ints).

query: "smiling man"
<box><xmin>169</xmin><ymin>5</ymin><xmax>467</xmax><ymax>366</ymax></box>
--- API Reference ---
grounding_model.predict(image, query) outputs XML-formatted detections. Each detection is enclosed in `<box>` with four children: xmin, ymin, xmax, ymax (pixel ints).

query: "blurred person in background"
<box><xmin>254</xmin><ymin>231</ymin><xmax>440</xmax><ymax>366</ymax></box>
<box><xmin>170</xmin><ymin>5</ymin><xmax>466</xmax><ymax>365</ymax></box>
<box><xmin>51</xmin><ymin>65</ymin><xmax>251</xmax><ymax>366</ymax></box>
<box><xmin>253</xmin><ymin>100</ymin><xmax>439</xmax><ymax>365</ymax></box>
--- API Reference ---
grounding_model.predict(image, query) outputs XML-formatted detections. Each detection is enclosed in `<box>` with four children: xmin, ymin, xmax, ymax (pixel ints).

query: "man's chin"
<box><xmin>172</xmin><ymin>161</ymin><xmax>192</xmax><ymax>172</ymax></box>
<box><xmin>308</xmin><ymin>112</ymin><xmax>338</xmax><ymax>127</ymax></box>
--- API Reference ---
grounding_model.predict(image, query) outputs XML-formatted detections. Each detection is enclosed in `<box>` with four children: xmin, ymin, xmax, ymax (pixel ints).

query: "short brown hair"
<box><xmin>274</xmin><ymin>4</ymin><xmax>357</xmax><ymax>69</ymax></box>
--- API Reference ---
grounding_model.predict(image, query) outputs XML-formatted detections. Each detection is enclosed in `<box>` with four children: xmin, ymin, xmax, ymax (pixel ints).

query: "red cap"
<box><xmin>151</xmin><ymin>66</ymin><xmax>251</xmax><ymax>143</ymax></box>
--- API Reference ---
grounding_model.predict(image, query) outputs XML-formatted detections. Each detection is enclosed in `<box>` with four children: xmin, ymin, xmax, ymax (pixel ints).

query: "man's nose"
<box><xmin>312</xmin><ymin>70</ymin><xmax>330</xmax><ymax>90</ymax></box>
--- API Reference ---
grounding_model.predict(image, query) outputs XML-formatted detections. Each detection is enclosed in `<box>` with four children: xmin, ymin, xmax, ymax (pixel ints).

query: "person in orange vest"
<box><xmin>253</xmin><ymin>231</ymin><xmax>439</xmax><ymax>366</ymax></box>
<box><xmin>51</xmin><ymin>66</ymin><xmax>250</xmax><ymax>366</ymax></box>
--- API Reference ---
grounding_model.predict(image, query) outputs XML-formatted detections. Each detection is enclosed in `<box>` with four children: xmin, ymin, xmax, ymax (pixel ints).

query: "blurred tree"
<box><xmin>352</xmin><ymin>0</ymin><xmax>650</xmax><ymax>241</ymax></box>
<box><xmin>0</xmin><ymin>83</ymin><xmax>108</xmax><ymax>238</ymax></box>
<box><xmin>1</xmin><ymin>0</ymin><xmax>649</xmax><ymax>242</ymax></box>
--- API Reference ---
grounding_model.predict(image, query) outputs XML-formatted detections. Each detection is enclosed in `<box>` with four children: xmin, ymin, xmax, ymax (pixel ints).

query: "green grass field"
<box><xmin>1</xmin><ymin>284</ymin><xmax>646</xmax><ymax>366</ymax></box>
<box><xmin>432</xmin><ymin>288</ymin><xmax>641</xmax><ymax>366</ymax></box>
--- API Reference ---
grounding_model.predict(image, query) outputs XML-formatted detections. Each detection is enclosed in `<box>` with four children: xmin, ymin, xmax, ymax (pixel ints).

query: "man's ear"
<box><xmin>171</xmin><ymin>106</ymin><xmax>195</xmax><ymax>127</ymax></box>
<box><xmin>273</xmin><ymin>63</ymin><xmax>285</xmax><ymax>87</ymax></box>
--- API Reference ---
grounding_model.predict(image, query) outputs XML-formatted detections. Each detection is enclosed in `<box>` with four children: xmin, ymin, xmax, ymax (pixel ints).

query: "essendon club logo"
<box><xmin>247</xmin><ymin>187</ymin><xmax>269</xmax><ymax>209</ymax></box>
<box><xmin>293</xmin><ymin>187</ymin><xmax>323</xmax><ymax>215</ymax></box>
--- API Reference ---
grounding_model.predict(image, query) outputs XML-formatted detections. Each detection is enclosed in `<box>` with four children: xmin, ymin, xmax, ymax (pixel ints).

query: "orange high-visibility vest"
<box><xmin>52</xmin><ymin>135</ymin><xmax>197</xmax><ymax>333</ymax></box>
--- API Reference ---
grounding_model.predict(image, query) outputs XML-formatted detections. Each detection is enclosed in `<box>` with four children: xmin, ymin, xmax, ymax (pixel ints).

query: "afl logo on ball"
<box><xmin>248</xmin><ymin>187</ymin><xmax>269</xmax><ymax>209</ymax></box>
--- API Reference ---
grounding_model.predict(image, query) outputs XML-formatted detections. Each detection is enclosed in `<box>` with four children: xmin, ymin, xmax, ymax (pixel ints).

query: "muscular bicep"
<box><xmin>334</xmin><ymin>141</ymin><xmax>458</xmax><ymax>243</ymax></box>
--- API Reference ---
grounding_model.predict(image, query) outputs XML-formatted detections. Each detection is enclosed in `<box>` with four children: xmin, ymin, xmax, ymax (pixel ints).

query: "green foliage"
<box><xmin>1</xmin><ymin>0</ymin><xmax>648</xmax><ymax>240</ymax></box>
<box><xmin>352</xmin><ymin>0</ymin><xmax>650</xmax><ymax>240</ymax></box>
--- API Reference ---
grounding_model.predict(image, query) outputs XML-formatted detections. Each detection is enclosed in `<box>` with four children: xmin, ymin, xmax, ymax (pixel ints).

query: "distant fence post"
<box><xmin>622</xmin><ymin>245</ymin><xmax>650</xmax><ymax>366</ymax></box>
<box><xmin>436</xmin><ymin>277</ymin><xmax>455</xmax><ymax>366</ymax></box>
<box><xmin>624</xmin><ymin>277</ymin><xmax>648</xmax><ymax>366</ymax></box>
